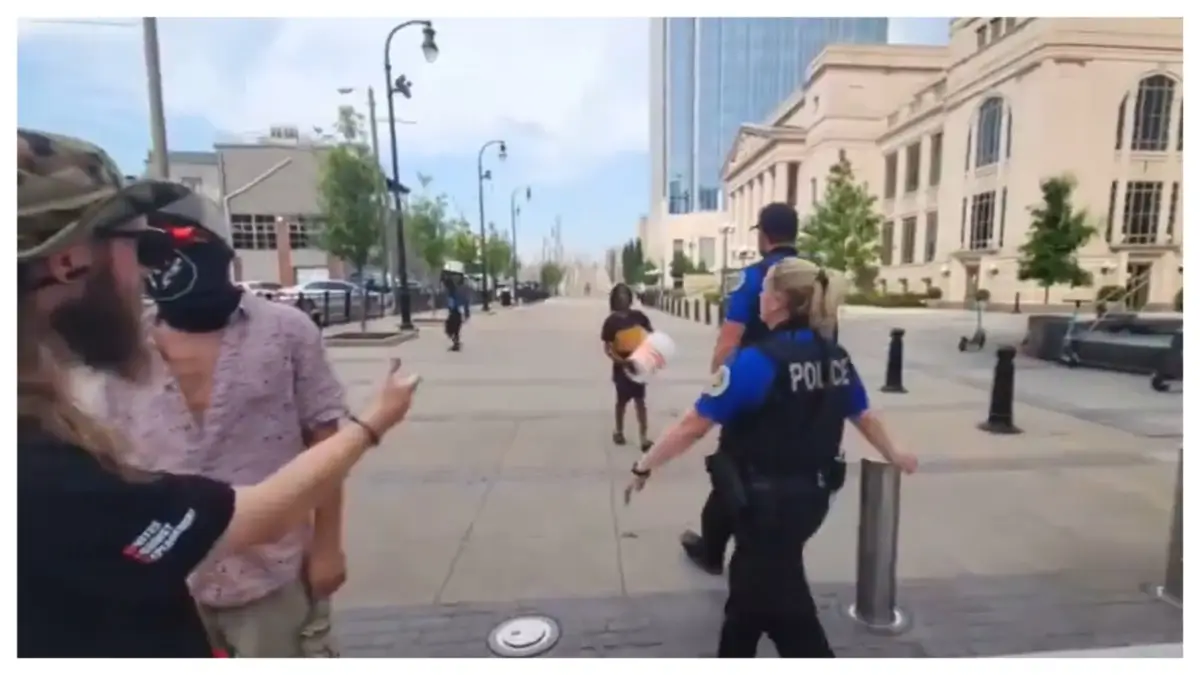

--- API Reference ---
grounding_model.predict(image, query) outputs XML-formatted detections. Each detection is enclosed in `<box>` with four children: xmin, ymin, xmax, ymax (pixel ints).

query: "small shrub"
<box><xmin>925</xmin><ymin>286</ymin><xmax>943</xmax><ymax>300</ymax></box>
<box><xmin>1096</xmin><ymin>285</ymin><xmax>1124</xmax><ymax>302</ymax></box>
<box><xmin>975</xmin><ymin>288</ymin><xmax>991</xmax><ymax>302</ymax></box>
<box><xmin>703</xmin><ymin>290</ymin><xmax>723</xmax><ymax>305</ymax></box>
<box><xmin>1174</xmin><ymin>288</ymin><xmax>1183</xmax><ymax>311</ymax></box>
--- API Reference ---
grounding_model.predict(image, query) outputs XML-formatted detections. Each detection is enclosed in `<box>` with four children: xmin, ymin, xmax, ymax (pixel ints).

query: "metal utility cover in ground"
<box><xmin>487</xmin><ymin>616</ymin><xmax>561</xmax><ymax>657</ymax></box>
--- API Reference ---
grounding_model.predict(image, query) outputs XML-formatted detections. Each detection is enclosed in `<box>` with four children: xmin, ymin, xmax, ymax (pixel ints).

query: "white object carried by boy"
<box><xmin>626</xmin><ymin>331</ymin><xmax>676</xmax><ymax>384</ymax></box>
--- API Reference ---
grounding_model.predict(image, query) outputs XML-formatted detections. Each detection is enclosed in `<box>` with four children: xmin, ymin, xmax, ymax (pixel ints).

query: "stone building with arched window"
<box><xmin>718</xmin><ymin>17</ymin><xmax>1182</xmax><ymax>310</ymax></box>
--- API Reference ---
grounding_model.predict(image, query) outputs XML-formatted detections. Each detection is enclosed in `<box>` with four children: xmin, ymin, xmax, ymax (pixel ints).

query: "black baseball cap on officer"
<box><xmin>752</xmin><ymin>202</ymin><xmax>799</xmax><ymax>242</ymax></box>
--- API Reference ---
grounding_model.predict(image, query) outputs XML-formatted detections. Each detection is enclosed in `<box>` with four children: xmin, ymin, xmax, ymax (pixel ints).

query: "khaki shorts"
<box><xmin>200</xmin><ymin>580</ymin><xmax>338</xmax><ymax>658</ymax></box>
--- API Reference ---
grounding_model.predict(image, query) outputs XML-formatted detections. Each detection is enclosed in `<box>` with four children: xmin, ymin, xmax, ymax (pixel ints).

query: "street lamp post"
<box><xmin>476</xmin><ymin>139</ymin><xmax>507</xmax><ymax>311</ymax></box>
<box><xmin>510</xmin><ymin>186</ymin><xmax>531</xmax><ymax>285</ymax></box>
<box><xmin>383</xmin><ymin>20</ymin><xmax>439</xmax><ymax>330</ymax></box>
<box><xmin>719</xmin><ymin>225</ymin><xmax>735</xmax><ymax>295</ymax></box>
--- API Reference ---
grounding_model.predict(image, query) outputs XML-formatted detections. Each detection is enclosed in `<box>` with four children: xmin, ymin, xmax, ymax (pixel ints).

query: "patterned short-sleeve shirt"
<box><xmin>100</xmin><ymin>293</ymin><xmax>346</xmax><ymax>608</ymax></box>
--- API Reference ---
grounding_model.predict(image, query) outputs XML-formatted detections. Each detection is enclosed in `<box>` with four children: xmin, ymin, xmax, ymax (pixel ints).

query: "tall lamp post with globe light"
<box><xmin>476</xmin><ymin>139</ymin><xmax>507</xmax><ymax>311</ymax></box>
<box><xmin>510</xmin><ymin>186</ymin><xmax>532</xmax><ymax>286</ymax></box>
<box><xmin>383</xmin><ymin>20</ymin><xmax>439</xmax><ymax>329</ymax></box>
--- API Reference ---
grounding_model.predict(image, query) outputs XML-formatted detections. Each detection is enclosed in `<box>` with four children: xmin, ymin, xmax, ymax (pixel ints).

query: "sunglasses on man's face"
<box><xmin>100</xmin><ymin>227</ymin><xmax>176</xmax><ymax>269</ymax></box>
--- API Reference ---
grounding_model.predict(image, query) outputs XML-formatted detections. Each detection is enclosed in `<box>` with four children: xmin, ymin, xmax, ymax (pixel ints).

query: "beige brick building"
<box><xmin>648</xmin><ymin>17</ymin><xmax>1183</xmax><ymax>310</ymax></box>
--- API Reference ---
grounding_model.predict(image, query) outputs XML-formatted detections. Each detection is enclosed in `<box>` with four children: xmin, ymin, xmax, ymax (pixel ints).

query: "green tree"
<box><xmin>669</xmin><ymin>250</ymin><xmax>697</xmax><ymax>279</ymax></box>
<box><xmin>447</xmin><ymin>220</ymin><xmax>480</xmax><ymax>273</ymax></box>
<box><xmin>540</xmin><ymin>261</ymin><xmax>565</xmax><ymax>293</ymax></box>
<box><xmin>798</xmin><ymin>158</ymin><xmax>883</xmax><ymax>293</ymax></box>
<box><xmin>315</xmin><ymin>104</ymin><xmax>384</xmax><ymax>332</ymax></box>
<box><xmin>406</xmin><ymin>189</ymin><xmax>452</xmax><ymax>279</ymax></box>
<box><xmin>621</xmin><ymin>238</ymin><xmax>647</xmax><ymax>285</ymax></box>
<box><xmin>1018</xmin><ymin>175</ymin><xmax>1096</xmax><ymax>304</ymax></box>
<box><xmin>483</xmin><ymin>223</ymin><xmax>515</xmax><ymax>285</ymax></box>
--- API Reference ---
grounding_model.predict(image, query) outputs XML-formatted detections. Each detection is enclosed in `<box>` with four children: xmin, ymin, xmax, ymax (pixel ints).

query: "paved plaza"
<box><xmin>326</xmin><ymin>299</ymin><xmax>1183</xmax><ymax>657</ymax></box>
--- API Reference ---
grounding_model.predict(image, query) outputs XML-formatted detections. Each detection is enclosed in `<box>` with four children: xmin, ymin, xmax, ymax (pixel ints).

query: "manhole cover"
<box><xmin>487</xmin><ymin>615</ymin><xmax>561</xmax><ymax>657</ymax></box>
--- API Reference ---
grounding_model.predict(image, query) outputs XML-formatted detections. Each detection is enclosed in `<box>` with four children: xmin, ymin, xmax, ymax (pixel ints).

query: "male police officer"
<box><xmin>682</xmin><ymin>201</ymin><xmax>818</xmax><ymax>574</ymax></box>
<box><xmin>625</xmin><ymin>258</ymin><xmax>915</xmax><ymax>657</ymax></box>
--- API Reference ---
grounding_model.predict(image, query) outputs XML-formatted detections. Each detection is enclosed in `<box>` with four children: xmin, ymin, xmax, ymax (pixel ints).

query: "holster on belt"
<box><xmin>705</xmin><ymin>452</ymin><xmax>748</xmax><ymax>516</ymax></box>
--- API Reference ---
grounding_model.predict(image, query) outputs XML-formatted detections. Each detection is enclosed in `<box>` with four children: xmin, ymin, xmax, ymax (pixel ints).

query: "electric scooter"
<box><xmin>957</xmin><ymin>299</ymin><xmax>987</xmax><ymax>352</ymax></box>
<box><xmin>1058</xmin><ymin>300</ymin><xmax>1084</xmax><ymax>367</ymax></box>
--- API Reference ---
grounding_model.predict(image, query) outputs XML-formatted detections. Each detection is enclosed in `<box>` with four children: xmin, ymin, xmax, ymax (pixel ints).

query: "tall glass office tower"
<box><xmin>649</xmin><ymin>18</ymin><xmax>889</xmax><ymax>217</ymax></box>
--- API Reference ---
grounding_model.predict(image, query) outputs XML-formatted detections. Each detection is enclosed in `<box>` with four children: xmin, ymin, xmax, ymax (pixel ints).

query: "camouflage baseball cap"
<box><xmin>17</xmin><ymin>128</ymin><xmax>187</xmax><ymax>262</ymax></box>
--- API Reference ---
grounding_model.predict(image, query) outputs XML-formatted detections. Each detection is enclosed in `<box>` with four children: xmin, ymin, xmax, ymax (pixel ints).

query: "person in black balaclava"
<box><xmin>143</xmin><ymin>217</ymin><xmax>243</xmax><ymax>332</ymax></box>
<box><xmin>117</xmin><ymin>208</ymin><xmax>352</xmax><ymax>657</ymax></box>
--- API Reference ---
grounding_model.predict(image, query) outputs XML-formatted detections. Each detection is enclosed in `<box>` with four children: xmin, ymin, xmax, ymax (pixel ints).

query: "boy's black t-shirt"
<box><xmin>601</xmin><ymin>309</ymin><xmax>653</xmax><ymax>380</ymax></box>
<box><xmin>18</xmin><ymin>429</ymin><xmax>236</xmax><ymax>658</ymax></box>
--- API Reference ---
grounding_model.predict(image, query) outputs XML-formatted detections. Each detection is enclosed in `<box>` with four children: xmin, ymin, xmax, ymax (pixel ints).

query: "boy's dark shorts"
<box><xmin>613</xmin><ymin>371</ymin><xmax>646</xmax><ymax>403</ymax></box>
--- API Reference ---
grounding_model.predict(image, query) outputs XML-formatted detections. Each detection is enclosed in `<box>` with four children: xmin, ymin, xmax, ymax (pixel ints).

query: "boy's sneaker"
<box><xmin>640</xmin><ymin>439</ymin><xmax>653</xmax><ymax>453</ymax></box>
<box><xmin>612</xmin><ymin>431</ymin><xmax>627</xmax><ymax>446</ymax></box>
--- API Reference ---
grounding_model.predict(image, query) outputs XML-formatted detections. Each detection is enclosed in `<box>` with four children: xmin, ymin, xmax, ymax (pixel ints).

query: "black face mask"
<box><xmin>145</xmin><ymin>239</ymin><xmax>243</xmax><ymax>333</ymax></box>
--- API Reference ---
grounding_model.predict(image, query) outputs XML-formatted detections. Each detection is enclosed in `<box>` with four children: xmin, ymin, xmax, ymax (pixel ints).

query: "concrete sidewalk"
<box><xmin>326</xmin><ymin>297</ymin><xmax>1182</xmax><ymax>657</ymax></box>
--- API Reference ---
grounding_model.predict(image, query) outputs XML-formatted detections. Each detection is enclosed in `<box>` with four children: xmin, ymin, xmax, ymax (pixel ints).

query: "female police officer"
<box><xmin>625</xmin><ymin>257</ymin><xmax>917</xmax><ymax>658</ymax></box>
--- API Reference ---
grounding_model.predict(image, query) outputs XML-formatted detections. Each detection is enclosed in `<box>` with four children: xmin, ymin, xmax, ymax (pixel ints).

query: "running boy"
<box><xmin>600</xmin><ymin>283</ymin><xmax>654</xmax><ymax>451</ymax></box>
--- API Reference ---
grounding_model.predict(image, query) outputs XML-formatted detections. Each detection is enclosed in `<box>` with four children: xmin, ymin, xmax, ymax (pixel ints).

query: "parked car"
<box><xmin>236</xmin><ymin>280</ymin><xmax>285</xmax><ymax>301</ymax></box>
<box><xmin>277</xmin><ymin>280</ymin><xmax>387</xmax><ymax>324</ymax></box>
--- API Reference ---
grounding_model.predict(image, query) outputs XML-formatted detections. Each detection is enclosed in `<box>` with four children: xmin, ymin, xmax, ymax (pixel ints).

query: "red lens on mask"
<box><xmin>164</xmin><ymin>225</ymin><xmax>201</xmax><ymax>244</ymax></box>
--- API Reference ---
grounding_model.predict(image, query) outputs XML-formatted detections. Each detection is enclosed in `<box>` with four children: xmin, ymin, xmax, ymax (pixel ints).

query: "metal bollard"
<box><xmin>705</xmin><ymin>302</ymin><xmax>712</xmax><ymax>325</ymax></box>
<box><xmin>1012</xmin><ymin>292</ymin><xmax>1021</xmax><ymax>314</ymax></box>
<box><xmin>881</xmin><ymin>329</ymin><xmax>907</xmax><ymax>394</ymax></box>
<box><xmin>693</xmin><ymin>299</ymin><xmax>701</xmax><ymax>322</ymax></box>
<box><xmin>847</xmin><ymin>459</ymin><xmax>910</xmax><ymax>633</ymax></box>
<box><xmin>1144</xmin><ymin>448</ymin><xmax>1183</xmax><ymax>607</ymax></box>
<box><xmin>718</xmin><ymin>300</ymin><xmax>726</xmax><ymax>325</ymax></box>
<box><xmin>979</xmin><ymin>345</ymin><xmax>1022</xmax><ymax>434</ymax></box>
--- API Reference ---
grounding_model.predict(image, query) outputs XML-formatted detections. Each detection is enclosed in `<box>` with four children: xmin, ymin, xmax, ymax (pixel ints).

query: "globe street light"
<box><xmin>476</xmin><ymin>139</ymin><xmax>507</xmax><ymax>311</ymax></box>
<box><xmin>510</xmin><ymin>186</ymin><xmax>532</xmax><ymax>285</ymax></box>
<box><xmin>383</xmin><ymin>20</ymin><xmax>438</xmax><ymax>330</ymax></box>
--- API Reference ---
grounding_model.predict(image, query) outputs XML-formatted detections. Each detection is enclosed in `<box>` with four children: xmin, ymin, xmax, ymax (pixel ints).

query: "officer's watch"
<box><xmin>631</xmin><ymin>462</ymin><xmax>651</xmax><ymax>478</ymax></box>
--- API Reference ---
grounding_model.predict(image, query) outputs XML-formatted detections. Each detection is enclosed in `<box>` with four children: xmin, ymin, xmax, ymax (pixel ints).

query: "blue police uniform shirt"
<box><xmin>725</xmin><ymin>249</ymin><xmax>796</xmax><ymax>326</ymax></box>
<box><xmin>694</xmin><ymin>329</ymin><xmax>869</xmax><ymax>426</ymax></box>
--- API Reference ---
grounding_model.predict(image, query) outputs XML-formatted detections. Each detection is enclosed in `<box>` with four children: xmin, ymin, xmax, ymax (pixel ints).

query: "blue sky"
<box><xmin>17</xmin><ymin>17</ymin><xmax>950</xmax><ymax>261</ymax></box>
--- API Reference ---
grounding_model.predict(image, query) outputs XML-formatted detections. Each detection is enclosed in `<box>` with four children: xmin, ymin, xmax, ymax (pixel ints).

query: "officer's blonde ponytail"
<box><xmin>766</xmin><ymin>258</ymin><xmax>845</xmax><ymax>340</ymax></box>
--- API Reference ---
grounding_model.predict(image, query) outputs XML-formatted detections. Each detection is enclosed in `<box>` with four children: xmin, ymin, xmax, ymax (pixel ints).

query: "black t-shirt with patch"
<box><xmin>18</xmin><ymin>430</ymin><xmax>235</xmax><ymax>658</ymax></box>
<box><xmin>601</xmin><ymin>309</ymin><xmax>653</xmax><ymax>380</ymax></box>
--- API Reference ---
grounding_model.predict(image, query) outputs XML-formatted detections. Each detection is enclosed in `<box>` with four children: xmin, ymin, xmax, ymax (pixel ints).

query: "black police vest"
<box><xmin>738</xmin><ymin>247</ymin><xmax>799</xmax><ymax>347</ymax></box>
<box><xmin>717</xmin><ymin>330</ymin><xmax>849</xmax><ymax>478</ymax></box>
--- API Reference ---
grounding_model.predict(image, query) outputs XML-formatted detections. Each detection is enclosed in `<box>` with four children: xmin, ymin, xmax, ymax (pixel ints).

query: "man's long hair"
<box><xmin>17</xmin><ymin>277</ymin><xmax>130</xmax><ymax>474</ymax></box>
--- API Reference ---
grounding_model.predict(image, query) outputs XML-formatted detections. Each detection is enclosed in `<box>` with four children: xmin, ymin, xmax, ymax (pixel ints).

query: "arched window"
<box><xmin>1131</xmin><ymin>75</ymin><xmax>1175</xmax><ymax>152</ymax></box>
<box><xmin>974</xmin><ymin>97</ymin><xmax>1004</xmax><ymax>168</ymax></box>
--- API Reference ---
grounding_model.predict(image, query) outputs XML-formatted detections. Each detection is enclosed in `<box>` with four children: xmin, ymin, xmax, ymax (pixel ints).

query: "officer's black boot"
<box><xmin>680</xmin><ymin>530</ymin><xmax>724</xmax><ymax>575</ymax></box>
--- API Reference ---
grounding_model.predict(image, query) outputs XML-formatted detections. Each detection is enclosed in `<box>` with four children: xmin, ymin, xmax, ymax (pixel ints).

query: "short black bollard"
<box><xmin>718</xmin><ymin>300</ymin><xmax>726</xmax><ymax>325</ymax></box>
<box><xmin>978</xmin><ymin>345</ymin><xmax>1022</xmax><ymax>434</ymax></box>
<box><xmin>880</xmin><ymin>328</ymin><xmax>907</xmax><ymax>394</ymax></box>
<box><xmin>1012</xmin><ymin>292</ymin><xmax>1021</xmax><ymax>314</ymax></box>
<box><xmin>693</xmin><ymin>299</ymin><xmax>701</xmax><ymax>322</ymax></box>
<box><xmin>705</xmin><ymin>302</ymin><xmax>712</xmax><ymax>325</ymax></box>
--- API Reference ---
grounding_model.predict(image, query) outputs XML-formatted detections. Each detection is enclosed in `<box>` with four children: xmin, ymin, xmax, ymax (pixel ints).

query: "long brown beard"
<box><xmin>48</xmin><ymin>259</ymin><xmax>151</xmax><ymax>384</ymax></box>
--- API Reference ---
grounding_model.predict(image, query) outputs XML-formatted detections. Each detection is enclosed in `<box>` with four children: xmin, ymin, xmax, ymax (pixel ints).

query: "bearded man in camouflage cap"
<box><xmin>17</xmin><ymin>128</ymin><xmax>184</xmax><ymax>379</ymax></box>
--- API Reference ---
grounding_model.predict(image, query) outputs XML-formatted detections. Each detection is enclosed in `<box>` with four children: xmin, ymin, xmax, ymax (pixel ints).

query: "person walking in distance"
<box><xmin>601</xmin><ymin>283</ymin><xmax>655</xmax><ymax>452</ymax></box>
<box><xmin>16</xmin><ymin>128</ymin><xmax>421</xmax><ymax>658</ymax></box>
<box><xmin>442</xmin><ymin>265</ymin><xmax>470</xmax><ymax>352</ymax></box>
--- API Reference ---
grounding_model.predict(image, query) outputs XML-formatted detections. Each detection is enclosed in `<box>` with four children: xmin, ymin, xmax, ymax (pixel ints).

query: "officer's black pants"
<box><xmin>717</xmin><ymin>495</ymin><xmax>834</xmax><ymax>658</ymax></box>
<box><xmin>445</xmin><ymin>310</ymin><xmax>463</xmax><ymax>343</ymax></box>
<box><xmin>699</xmin><ymin>489</ymin><xmax>733</xmax><ymax>564</ymax></box>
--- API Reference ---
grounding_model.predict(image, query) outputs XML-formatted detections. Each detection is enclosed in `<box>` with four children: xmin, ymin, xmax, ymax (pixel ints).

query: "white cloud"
<box><xmin>18</xmin><ymin>18</ymin><xmax>650</xmax><ymax>183</ymax></box>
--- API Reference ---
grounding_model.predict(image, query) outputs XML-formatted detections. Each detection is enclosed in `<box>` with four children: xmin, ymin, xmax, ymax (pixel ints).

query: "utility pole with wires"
<box><xmin>142</xmin><ymin>18</ymin><xmax>170</xmax><ymax>179</ymax></box>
